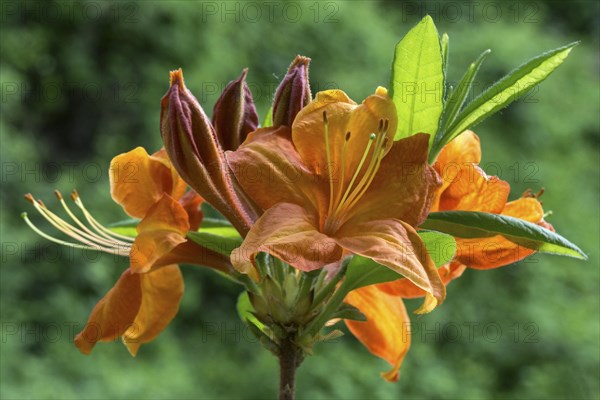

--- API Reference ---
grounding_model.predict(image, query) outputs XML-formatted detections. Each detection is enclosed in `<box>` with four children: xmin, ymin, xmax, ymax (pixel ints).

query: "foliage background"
<box><xmin>1</xmin><ymin>1</ymin><xmax>598</xmax><ymax>399</ymax></box>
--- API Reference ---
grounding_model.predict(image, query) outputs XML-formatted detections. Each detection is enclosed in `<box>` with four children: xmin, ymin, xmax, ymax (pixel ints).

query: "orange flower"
<box><xmin>23</xmin><ymin>147</ymin><xmax>232</xmax><ymax>355</ymax></box>
<box><xmin>227</xmin><ymin>88</ymin><xmax>445</xmax><ymax>313</ymax></box>
<box><xmin>385</xmin><ymin>130</ymin><xmax>554</xmax><ymax>298</ymax></box>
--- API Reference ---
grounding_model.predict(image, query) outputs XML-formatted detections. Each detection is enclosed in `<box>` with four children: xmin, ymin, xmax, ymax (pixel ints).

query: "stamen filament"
<box><xmin>334</xmin><ymin>133</ymin><xmax>376</xmax><ymax>214</ymax></box>
<box><xmin>55</xmin><ymin>191</ymin><xmax>132</xmax><ymax>247</ymax></box>
<box><xmin>72</xmin><ymin>191</ymin><xmax>134</xmax><ymax>242</ymax></box>
<box><xmin>21</xmin><ymin>212</ymin><xmax>130</xmax><ymax>257</ymax></box>
<box><xmin>34</xmin><ymin>200</ymin><xmax>127</xmax><ymax>253</ymax></box>
<box><xmin>323</xmin><ymin>111</ymin><xmax>335</xmax><ymax>218</ymax></box>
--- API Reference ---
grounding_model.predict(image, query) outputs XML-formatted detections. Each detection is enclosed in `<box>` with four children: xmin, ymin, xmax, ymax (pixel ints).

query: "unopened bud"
<box><xmin>212</xmin><ymin>68</ymin><xmax>259</xmax><ymax>151</ymax></box>
<box><xmin>160</xmin><ymin>69</ymin><xmax>256</xmax><ymax>235</ymax></box>
<box><xmin>272</xmin><ymin>55</ymin><xmax>312</xmax><ymax>127</ymax></box>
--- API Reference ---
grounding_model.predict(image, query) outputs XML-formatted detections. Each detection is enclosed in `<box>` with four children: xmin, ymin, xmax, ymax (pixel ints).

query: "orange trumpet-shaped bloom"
<box><xmin>227</xmin><ymin>88</ymin><xmax>445</xmax><ymax>312</ymax></box>
<box><xmin>75</xmin><ymin>147</ymin><xmax>234</xmax><ymax>355</ymax></box>
<box><xmin>385</xmin><ymin>130</ymin><xmax>554</xmax><ymax>298</ymax></box>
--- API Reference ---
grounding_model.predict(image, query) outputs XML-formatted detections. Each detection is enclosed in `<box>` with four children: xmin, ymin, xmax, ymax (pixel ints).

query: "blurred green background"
<box><xmin>1</xmin><ymin>1</ymin><xmax>598</xmax><ymax>399</ymax></box>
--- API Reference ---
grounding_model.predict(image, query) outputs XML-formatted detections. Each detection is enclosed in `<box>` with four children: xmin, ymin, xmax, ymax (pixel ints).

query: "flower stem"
<box><xmin>279</xmin><ymin>337</ymin><xmax>300</xmax><ymax>400</ymax></box>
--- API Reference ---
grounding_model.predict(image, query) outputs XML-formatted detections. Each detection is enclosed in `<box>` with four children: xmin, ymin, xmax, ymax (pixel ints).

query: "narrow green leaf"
<box><xmin>440</xmin><ymin>42</ymin><xmax>578</xmax><ymax>147</ymax></box>
<box><xmin>343</xmin><ymin>256</ymin><xmax>402</xmax><ymax>291</ymax></box>
<box><xmin>418</xmin><ymin>230</ymin><xmax>457</xmax><ymax>267</ymax></box>
<box><xmin>390</xmin><ymin>15</ymin><xmax>444</xmax><ymax>143</ymax></box>
<box><xmin>263</xmin><ymin>105</ymin><xmax>273</xmax><ymax>127</ymax></box>
<box><xmin>421</xmin><ymin>211</ymin><xmax>587</xmax><ymax>260</ymax></box>
<box><xmin>437</xmin><ymin>49</ymin><xmax>491</xmax><ymax>142</ymax></box>
<box><xmin>330</xmin><ymin>303</ymin><xmax>367</xmax><ymax>322</ymax></box>
<box><xmin>236</xmin><ymin>292</ymin><xmax>265</xmax><ymax>330</ymax></box>
<box><xmin>441</xmin><ymin>32</ymin><xmax>449</xmax><ymax>78</ymax></box>
<box><xmin>107</xmin><ymin>218</ymin><xmax>138</xmax><ymax>237</ymax></box>
<box><xmin>187</xmin><ymin>230</ymin><xmax>242</xmax><ymax>256</ymax></box>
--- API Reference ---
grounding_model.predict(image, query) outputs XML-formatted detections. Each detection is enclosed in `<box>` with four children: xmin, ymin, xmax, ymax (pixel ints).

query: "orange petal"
<box><xmin>380</xmin><ymin>261</ymin><xmax>467</xmax><ymax>298</ymax></box>
<box><xmin>351</xmin><ymin>133</ymin><xmax>441</xmax><ymax>227</ymax></box>
<box><xmin>435</xmin><ymin>130</ymin><xmax>481</xmax><ymax>167</ymax></box>
<box><xmin>110</xmin><ymin>147</ymin><xmax>187</xmax><ymax>218</ymax></box>
<box><xmin>432</xmin><ymin>130</ymin><xmax>482</xmax><ymax>211</ymax></box>
<box><xmin>122</xmin><ymin>264</ymin><xmax>184</xmax><ymax>356</ymax></box>
<box><xmin>455</xmin><ymin>197</ymin><xmax>554</xmax><ymax>269</ymax></box>
<box><xmin>179</xmin><ymin>190</ymin><xmax>204</xmax><ymax>231</ymax></box>
<box><xmin>130</xmin><ymin>194</ymin><xmax>189</xmax><ymax>273</ymax></box>
<box><xmin>74</xmin><ymin>269</ymin><xmax>142</xmax><ymax>355</ymax></box>
<box><xmin>292</xmin><ymin>89</ymin><xmax>397</xmax><ymax>192</ymax></box>
<box><xmin>231</xmin><ymin>202</ymin><xmax>342</xmax><ymax>278</ymax></box>
<box><xmin>335</xmin><ymin>218</ymin><xmax>445</xmax><ymax>313</ymax></box>
<box><xmin>344</xmin><ymin>285</ymin><xmax>411</xmax><ymax>382</ymax></box>
<box><xmin>438</xmin><ymin>165</ymin><xmax>510</xmax><ymax>214</ymax></box>
<box><xmin>227</xmin><ymin>126</ymin><xmax>328</xmax><ymax>216</ymax></box>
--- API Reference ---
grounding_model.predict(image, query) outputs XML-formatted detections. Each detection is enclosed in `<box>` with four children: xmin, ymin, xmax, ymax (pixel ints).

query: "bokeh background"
<box><xmin>1</xmin><ymin>1</ymin><xmax>599</xmax><ymax>399</ymax></box>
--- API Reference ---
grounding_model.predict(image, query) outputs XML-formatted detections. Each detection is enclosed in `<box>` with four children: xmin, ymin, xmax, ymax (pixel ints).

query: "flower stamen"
<box><xmin>22</xmin><ymin>191</ymin><xmax>132</xmax><ymax>257</ymax></box>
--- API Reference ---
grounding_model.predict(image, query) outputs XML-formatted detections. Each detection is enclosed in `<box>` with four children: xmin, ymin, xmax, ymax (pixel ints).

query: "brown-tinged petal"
<box><xmin>350</xmin><ymin>133</ymin><xmax>441</xmax><ymax>227</ymax></box>
<box><xmin>130</xmin><ymin>194</ymin><xmax>189</xmax><ymax>273</ymax></box>
<box><xmin>110</xmin><ymin>147</ymin><xmax>186</xmax><ymax>219</ymax></box>
<box><xmin>454</xmin><ymin>197</ymin><xmax>554</xmax><ymax>269</ymax></box>
<box><xmin>231</xmin><ymin>202</ymin><xmax>342</xmax><ymax>278</ymax></box>
<box><xmin>344</xmin><ymin>285</ymin><xmax>411</xmax><ymax>382</ymax></box>
<box><xmin>335</xmin><ymin>218</ymin><xmax>445</xmax><ymax>313</ymax></box>
<box><xmin>179</xmin><ymin>190</ymin><xmax>204</xmax><ymax>231</ymax></box>
<box><xmin>74</xmin><ymin>269</ymin><xmax>142</xmax><ymax>355</ymax></box>
<box><xmin>123</xmin><ymin>264</ymin><xmax>184</xmax><ymax>356</ymax></box>
<box><xmin>226</xmin><ymin>126</ymin><xmax>328</xmax><ymax>216</ymax></box>
<box><xmin>272</xmin><ymin>55</ymin><xmax>312</xmax><ymax>127</ymax></box>
<box><xmin>153</xmin><ymin>241</ymin><xmax>235</xmax><ymax>275</ymax></box>
<box><xmin>160</xmin><ymin>69</ymin><xmax>256</xmax><ymax>235</ymax></box>
<box><xmin>212</xmin><ymin>68</ymin><xmax>259</xmax><ymax>151</ymax></box>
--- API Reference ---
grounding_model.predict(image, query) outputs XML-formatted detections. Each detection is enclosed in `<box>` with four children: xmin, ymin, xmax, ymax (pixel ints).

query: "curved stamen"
<box><xmin>72</xmin><ymin>190</ymin><xmax>134</xmax><ymax>242</ymax></box>
<box><xmin>22</xmin><ymin>192</ymin><xmax>132</xmax><ymax>257</ymax></box>
<box><xmin>322</xmin><ymin>118</ymin><xmax>390</xmax><ymax>234</ymax></box>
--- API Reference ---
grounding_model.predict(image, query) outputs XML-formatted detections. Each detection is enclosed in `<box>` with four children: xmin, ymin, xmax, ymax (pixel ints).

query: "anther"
<box><xmin>322</xmin><ymin>110</ymin><xmax>328</xmax><ymax>124</ymax></box>
<box><xmin>345</xmin><ymin>131</ymin><xmax>351</xmax><ymax>141</ymax></box>
<box><xmin>378</xmin><ymin>119</ymin><xmax>383</xmax><ymax>132</ymax></box>
<box><xmin>24</xmin><ymin>193</ymin><xmax>35</xmax><ymax>204</ymax></box>
<box><xmin>71</xmin><ymin>189</ymin><xmax>79</xmax><ymax>201</ymax></box>
<box><xmin>54</xmin><ymin>190</ymin><xmax>63</xmax><ymax>200</ymax></box>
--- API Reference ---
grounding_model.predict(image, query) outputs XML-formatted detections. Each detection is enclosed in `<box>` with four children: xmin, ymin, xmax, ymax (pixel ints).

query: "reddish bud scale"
<box><xmin>212</xmin><ymin>68</ymin><xmax>259</xmax><ymax>151</ymax></box>
<box><xmin>160</xmin><ymin>69</ymin><xmax>256</xmax><ymax>236</ymax></box>
<box><xmin>272</xmin><ymin>55</ymin><xmax>312</xmax><ymax>127</ymax></box>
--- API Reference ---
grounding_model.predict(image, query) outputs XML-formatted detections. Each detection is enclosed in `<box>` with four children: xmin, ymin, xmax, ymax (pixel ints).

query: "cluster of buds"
<box><xmin>160</xmin><ymin>55</ymin><xmax>311</xmax><ymax>237</ymax></box>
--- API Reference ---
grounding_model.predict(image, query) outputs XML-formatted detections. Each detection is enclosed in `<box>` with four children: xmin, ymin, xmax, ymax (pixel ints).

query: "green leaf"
<box><xmin>440</xmin><ymin>32</ymin><xmax>449</xmax><ymax>77</ymax></box>
<box><xmin>236</xmin><ymin>292</ymin><xmax>265</xmax><ymax>330</ymax></box>
<box><xmin>419</xmin><ymin>230</ymin><xmax>457</xmax><ymax>267</ymax></box>
<box><xmin>343</xmin><ymin>256</ymin><xmax>403</xmax><ymax>291</ymax></box>
<box><xmin>107</xmin><ymin>218</ymin><xmax>138</xmax><ymax>238</ymax></box>
<box><xmin>421</xmin><ymin>211</ymin><xmax>587</xmax><ymax>260</ymax></box>
<box><xmin>435</xmin><ymin>48</ymin><xmax>491</xmax><ymax>151</ymax></box>
<box><xmin>187</xmin><ymin>230</ymin><xmax>242</xmax><ymax>256</ymax></box>
<box><xmin>330</xmin><ymin>303</ymin><xmax>367</xmax><ymax>322</ymax></box>
<box><xmin>390</xmin><ymin>15</ymin><xmax>444</xmax><ymax>144</ymax></box>
<box><xmin>262</xmin><ymin>105</ymin><xmax>273</xmax><ymax>127</ymax></box>
<box><xmin>439</xmin><ymin>42</ymin><xmax>578</xmax><ymax>149</ymax></box>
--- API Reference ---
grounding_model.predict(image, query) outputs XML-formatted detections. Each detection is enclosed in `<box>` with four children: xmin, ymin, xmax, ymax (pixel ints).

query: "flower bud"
<box><xmin>212</xmin><ymin>68</ymin><xmax>259</xmax><ymax>151</ymax></box>
<box><xmin>160</xmin><ymin>69</ymin><xmax>256</xmax><ymax>235</ymax></box>
<box><xmin>272</xmin><ymin>55</ymin><xmax>312</xmax><ymax>127</ymax></box>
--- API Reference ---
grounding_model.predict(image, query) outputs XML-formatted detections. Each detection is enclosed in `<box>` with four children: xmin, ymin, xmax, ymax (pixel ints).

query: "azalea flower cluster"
<box><xmin>23</xmin><ymin>16</ymin><xmax>584</xmax><ymax>399</ymax></box>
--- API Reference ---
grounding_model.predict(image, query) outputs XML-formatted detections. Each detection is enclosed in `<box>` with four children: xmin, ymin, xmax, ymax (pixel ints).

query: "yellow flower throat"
<box><xmin>322</xmin><ymin>111</ymin><xmax>389</xmax><ymax>234</ymax></box>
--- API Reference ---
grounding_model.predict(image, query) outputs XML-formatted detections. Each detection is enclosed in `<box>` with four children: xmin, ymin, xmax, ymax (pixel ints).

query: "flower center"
<box><xmin>22</xmin><ymin>190</ymin><xmax>134</xmax><ymax>256</ymax></box>
<box><xmin>322</xmin><ymin>111</ymin><xmax>389</xmax><ymax>234</ymax></box>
